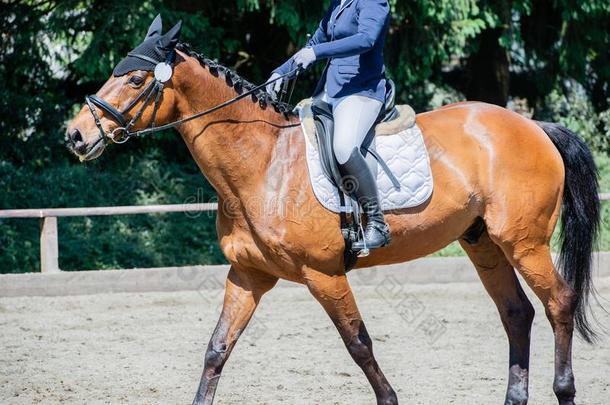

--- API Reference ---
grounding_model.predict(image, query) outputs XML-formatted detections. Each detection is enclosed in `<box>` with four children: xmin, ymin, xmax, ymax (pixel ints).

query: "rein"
<box><xmin>85</xmin><ymin>54</ymin><xmax>301</xmax><ymax>145</ymax></box>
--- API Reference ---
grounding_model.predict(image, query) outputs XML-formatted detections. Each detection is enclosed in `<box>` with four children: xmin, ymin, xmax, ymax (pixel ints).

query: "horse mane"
<box><xmin>176</xmin><ymin>43</ymin><xmax>296</xmax><ymax>118</ymax></box>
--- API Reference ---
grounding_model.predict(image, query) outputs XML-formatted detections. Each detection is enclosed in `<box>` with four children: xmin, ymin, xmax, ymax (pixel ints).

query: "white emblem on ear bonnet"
<box><xmin>154</xmin><ymin>62</ymin><xmax>173</xmax><ymax>83</ymax></box>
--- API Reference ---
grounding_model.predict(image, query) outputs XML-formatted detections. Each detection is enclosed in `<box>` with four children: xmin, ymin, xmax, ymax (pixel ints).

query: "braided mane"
<box><xmin>176</xmin><ymin>43</ymin><xmax>296</xmax><ymax>118</ymax></box>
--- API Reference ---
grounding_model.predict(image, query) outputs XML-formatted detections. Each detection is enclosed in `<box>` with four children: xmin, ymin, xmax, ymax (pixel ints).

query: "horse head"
<box><xmin>67</xmin><ymin>15</ymin><xmax>182</xmax><ymax>161</ymax></box>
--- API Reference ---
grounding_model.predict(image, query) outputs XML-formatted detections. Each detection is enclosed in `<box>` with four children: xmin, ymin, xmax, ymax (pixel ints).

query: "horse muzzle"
<box><xmin>67</xmin><ymin>128</ymin><xmax>107</xmax><ymax>161</ymax></box>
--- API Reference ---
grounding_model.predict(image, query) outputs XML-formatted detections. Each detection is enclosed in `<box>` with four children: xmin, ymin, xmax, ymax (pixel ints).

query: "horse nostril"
<box><xmin>71</xmin><ymin>129</ymin><xmax>83</xmax><ymax>143</ymax></box>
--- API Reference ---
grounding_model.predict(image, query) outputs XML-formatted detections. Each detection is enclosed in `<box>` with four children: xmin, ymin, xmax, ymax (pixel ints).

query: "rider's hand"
<box><xmin>293</xmin><ymin>47</ymin><xmax>316</xmax><ymax>70</ymax></box>
<box><xmin>266</xmin><ymin>72</ymin><xmax>283</xmax><ymax>99</ymax></box>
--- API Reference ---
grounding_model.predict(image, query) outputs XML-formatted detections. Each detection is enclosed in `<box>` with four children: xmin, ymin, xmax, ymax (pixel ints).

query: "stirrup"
<box><xmin>352</xmin><ymin>221</ymin><xmax>390</xmax><ymax>257</ymax></box>
<box><xmin>357</xmin><ymin>222</ymin><xmax>370</xmax><ymax>257</ymax></box>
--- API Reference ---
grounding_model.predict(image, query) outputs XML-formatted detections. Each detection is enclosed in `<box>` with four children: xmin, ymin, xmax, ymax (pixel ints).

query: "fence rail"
<box><xmin>1</xmin><ymin>196</ymin><xmax>609</xmax><ymax>273</ymax></box>
<box><xmin>0</xmin><ymin>203</ymin><xmax>219</xmax><ymax>218</ymax></box>
<box><xmin>0</xmin><ymin>203</ymin><xmax>218</xmax><ymax>273</ymax></box>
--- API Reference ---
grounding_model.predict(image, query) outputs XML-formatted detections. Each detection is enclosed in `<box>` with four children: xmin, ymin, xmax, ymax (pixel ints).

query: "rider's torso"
<box><xmin>315</xmin><ymin>0</ymin><xmax>389</xmax><ymax>101</ymax></box>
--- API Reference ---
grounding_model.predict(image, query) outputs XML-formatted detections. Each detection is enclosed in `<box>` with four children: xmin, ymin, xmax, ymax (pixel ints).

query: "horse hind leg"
<box><xmin>484</xmin><ymin>204</ymin><xmax>578</xmax><ymax>405</ymax></box>
<box><xmin>496</xmin><ymin>242</ymin><xmax>578</xmax><ymax>405</ymax></box>
<box><xmin>460</xmin><ymin>230</ymin><xmax>534</xmax><ymax>405</ymax></box>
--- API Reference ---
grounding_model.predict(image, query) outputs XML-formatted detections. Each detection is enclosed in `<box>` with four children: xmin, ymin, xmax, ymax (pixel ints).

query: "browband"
<box><xmin>127</xmin><ymin>52</ymin><xmax>161</xmax><ymax>65</ymax></box>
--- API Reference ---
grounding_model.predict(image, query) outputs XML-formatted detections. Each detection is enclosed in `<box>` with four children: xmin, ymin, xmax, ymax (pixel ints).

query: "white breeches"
<box><xmin>321</xmin><ymin>92</ymin><xmax>383</xmax><ymax>164</ymax></box>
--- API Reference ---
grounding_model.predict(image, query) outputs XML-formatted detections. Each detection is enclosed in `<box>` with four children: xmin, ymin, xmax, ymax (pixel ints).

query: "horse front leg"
<box><xmin>192</xmin><ymin>266</ymin><xmax>277</xmax><ymax>405</ymax></box>
<box><xmin>303</xmin><ymin>267</ymin><xmax>398</xmax><ymax>405</ymax></box>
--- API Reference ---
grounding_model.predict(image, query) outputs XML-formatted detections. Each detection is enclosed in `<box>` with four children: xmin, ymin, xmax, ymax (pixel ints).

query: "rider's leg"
<box><xmin>332</xmin><ymin>95</ymin><xmax>381</xmax><ymax>165</ymax></box>
<box><xmin>332</xmin><ymin>94</ymin><xmax>390</xmax><ymax>251</ymax></box>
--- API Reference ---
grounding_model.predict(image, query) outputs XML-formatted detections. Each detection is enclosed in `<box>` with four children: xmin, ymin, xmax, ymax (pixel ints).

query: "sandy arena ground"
<box><xmin>1</xmin><ymin>274</ymin><xmax>609</xmax><ymax>404</ymax></box>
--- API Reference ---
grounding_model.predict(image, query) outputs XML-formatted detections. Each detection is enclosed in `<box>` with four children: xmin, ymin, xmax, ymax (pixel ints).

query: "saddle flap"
<box><xmin>311</xmin><ymin>106</ymin><xmax>350</xmax><ymax>191</ymax></box>
<box><xmin>311</xmin><ymin>100</ymin><xmax>333</xmax><ymax>119</ymax></box>
<box><xmin>313</xmin><ymin>115</ymin><xmax>338</xmax><ymax>186</ymax></box>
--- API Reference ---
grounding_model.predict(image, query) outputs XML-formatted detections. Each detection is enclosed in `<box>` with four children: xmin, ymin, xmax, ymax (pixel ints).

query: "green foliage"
<box><xmin>538</xmin><ymin>80</ymin><xmax>610</xmax><ymax>153</ymax></box>
<box><xmin>386</xmin><ymin>0</ymin><xmax>488</xmax><ymax>88</ymax></box>
<box><xmin>596</xmin><ymin>153</ymin><xmax>610</xmax><ymax>193</ymax></box>
<box><xmin>0</xmin><ymin>142</ymin><xmax>225</xmax><ymax>273</ymax></box>
<box><xmin>510</xmin><ymin>0</ymin><xmax>610</xmax><ymax>110</ymax></box>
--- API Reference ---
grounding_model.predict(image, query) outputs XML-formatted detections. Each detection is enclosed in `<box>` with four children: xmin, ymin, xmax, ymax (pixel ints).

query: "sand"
<box><xmin>1</xmin><ymin>275</ymin><xmax>609</xmax><ymax>404</ymax></box>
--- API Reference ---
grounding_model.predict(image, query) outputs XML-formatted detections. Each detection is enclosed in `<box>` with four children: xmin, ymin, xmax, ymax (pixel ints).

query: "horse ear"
<box><xmin>146</xmin><ymin>14</ymin><xmax>163</xmax><ymax>38</ymax></box>
<box><xmin>159</xmin><ymin>20</ymin><xmax>182</xmax><ymax>49</ymax></box>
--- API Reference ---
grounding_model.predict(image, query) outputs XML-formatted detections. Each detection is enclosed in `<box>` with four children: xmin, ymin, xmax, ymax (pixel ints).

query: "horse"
<box><xmin>66</xmin><ymin>37</ymin><xmax>601</xmax><ymax>404</ymax></box>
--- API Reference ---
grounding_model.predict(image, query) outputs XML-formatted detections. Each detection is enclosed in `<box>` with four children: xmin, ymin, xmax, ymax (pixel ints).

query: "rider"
<box><xmin>267</xmin><ymin>0</ymin><xmax>391</xmax><ymax>251</ymax></box>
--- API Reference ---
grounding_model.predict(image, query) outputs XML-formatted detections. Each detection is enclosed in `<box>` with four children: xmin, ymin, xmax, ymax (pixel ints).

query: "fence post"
<box><xmin>40</xmin><ymin>216</ymin><xmax>60</xmax><ymax>273</ymax></box>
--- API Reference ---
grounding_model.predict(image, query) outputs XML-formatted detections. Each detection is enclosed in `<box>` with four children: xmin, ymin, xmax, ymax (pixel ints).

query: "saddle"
<box><xmin>310</xmin><ymin>80</ymin><xmax>403</xmax><ymax>268</ymax></box>
<box><xmin>311</xmin><ymin>80</ymin><xmax>401</xmax><ymax>196</ymax></box>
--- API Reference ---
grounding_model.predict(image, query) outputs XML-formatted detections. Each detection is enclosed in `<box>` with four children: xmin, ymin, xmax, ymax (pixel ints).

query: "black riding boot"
<box><xmin>339</xmin><ymin>148</ymin><xmax>391</xmax><ymax>252</ymax></box>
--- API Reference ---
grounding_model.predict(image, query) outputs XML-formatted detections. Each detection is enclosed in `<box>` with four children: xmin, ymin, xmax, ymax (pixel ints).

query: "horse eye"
<box><xmin>129</xmin><ymin>76</ymin><xmax>144</xmax><ymax>86</ymax></box>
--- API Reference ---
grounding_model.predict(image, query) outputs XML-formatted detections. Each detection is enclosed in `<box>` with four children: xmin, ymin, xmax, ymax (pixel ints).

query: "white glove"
<box><xmin>293</xmin><ymin>47</ymin><xmax>316</xmax><ymax>70</ymax></box>
<box><xmin>266</xmin><ymin>72</ymin><xmax>283</xmax><ymax>99</ymax></box>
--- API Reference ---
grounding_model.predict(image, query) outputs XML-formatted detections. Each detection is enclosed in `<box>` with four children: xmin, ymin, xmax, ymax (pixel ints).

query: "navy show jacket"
<box><xmin>274</xmin><ymin>0</ymin><xmax>390</xmax><ymax>103</ymax></box>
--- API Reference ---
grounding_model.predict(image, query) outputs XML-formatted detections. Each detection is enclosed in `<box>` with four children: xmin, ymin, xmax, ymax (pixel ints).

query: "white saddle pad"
<box><xmin>297</xmin><ymin>99</ymin><xmax>433</xmax><ymax>213</ymax></box>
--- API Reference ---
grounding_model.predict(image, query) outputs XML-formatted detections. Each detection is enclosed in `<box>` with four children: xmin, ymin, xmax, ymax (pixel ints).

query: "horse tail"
<box><xmin>537</xmin><ymin>121</ymin><xmax>601</xmax><ymax>343</ymax></box>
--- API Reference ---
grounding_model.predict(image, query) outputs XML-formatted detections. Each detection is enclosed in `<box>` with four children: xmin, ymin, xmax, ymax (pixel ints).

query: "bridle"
<box><xmin>85</xmin><ymin>49</ymin><xmax>300</xmax><ymax>145</ymax></box>
<box><xmin>85</xmin><ymin>49</ymin><xmax>176</xmax><ymax>144</ymax></box>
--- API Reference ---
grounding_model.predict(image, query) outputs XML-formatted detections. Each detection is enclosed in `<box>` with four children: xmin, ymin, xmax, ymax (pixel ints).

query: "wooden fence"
<box><xmin>0</xmin><ymin>204</ymin><xmax>217</xmax><ymax>273</ymax></box>
<box><xmin>1</xmin><ymin>194</ymin><xmax>609</xmax><ymax>273</ymax></box>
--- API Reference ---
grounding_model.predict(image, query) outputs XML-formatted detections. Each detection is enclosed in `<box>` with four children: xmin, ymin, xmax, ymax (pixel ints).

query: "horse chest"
<box><xmin>217</xmin><ymin>212</ymin><xmax>343</xmax><ymax>277</ymax></box>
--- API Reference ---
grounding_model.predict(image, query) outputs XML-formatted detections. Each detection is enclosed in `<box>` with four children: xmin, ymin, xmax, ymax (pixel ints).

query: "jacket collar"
<box><xmin>335</xmin><ymin>0</ymin><xmax>356</xmax><ymax>19</ymax></box>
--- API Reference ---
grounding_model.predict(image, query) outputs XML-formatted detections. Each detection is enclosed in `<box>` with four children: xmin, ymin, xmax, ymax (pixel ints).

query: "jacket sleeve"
<box><xmin>272</xmin><ymin>2</ymin><xmax>336</xmax><ymax>77</ymax></box>
<box><xmin>311</xmin><ymin>0</ymin><xmax>389</xmax><ymax>60</ymax></box>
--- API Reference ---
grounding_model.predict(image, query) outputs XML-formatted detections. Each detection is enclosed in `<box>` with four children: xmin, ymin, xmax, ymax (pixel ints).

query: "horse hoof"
<box><xmin>377</xmin><ymin>391</ymin><xmax>398</xmax><ymax>405</ymax></box>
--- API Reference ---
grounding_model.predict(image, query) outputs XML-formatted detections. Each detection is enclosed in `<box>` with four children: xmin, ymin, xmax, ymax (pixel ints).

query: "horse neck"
<box><xmin>173</xmin><ymin>54</ymin><xmax>300</xmax><ymax>204</ymax></box>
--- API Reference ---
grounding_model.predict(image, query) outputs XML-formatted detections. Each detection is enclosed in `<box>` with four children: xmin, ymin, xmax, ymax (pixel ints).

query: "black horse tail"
<box><xmin>537</xmin><ymin>121</ymin><xmax>601</xmax><ymax>343</ymax></box>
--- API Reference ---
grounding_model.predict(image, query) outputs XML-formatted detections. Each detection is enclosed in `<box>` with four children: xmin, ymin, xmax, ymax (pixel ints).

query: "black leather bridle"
<box><xmin>85</xmin><ymin>50</ymin><xmax>175</xmax><ymax>144</ymax></box>
<box><xmin>85</xmin><ymin>50</ymin><xmax>300</xmax><ymax>145</ymax></box>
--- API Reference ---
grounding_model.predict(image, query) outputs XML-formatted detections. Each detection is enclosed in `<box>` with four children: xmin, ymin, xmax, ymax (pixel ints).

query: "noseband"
<box><xmin>84</xmin><ymin>52</ymin><xmax>301</xmax><ymax>145</ymax></box>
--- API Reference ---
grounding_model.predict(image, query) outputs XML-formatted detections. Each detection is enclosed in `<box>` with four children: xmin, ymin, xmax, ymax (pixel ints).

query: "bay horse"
<box><xmin>67</xmin><ymin>38</ymin><xmax>600</xmax><ymax>404</ymax></box>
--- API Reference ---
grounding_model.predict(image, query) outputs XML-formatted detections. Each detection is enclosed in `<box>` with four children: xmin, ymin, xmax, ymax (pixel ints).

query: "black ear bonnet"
<box><xmin>113</xmin><ymin>15</ymin><xmax>182</xmax><ymax>77</ymax></box>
